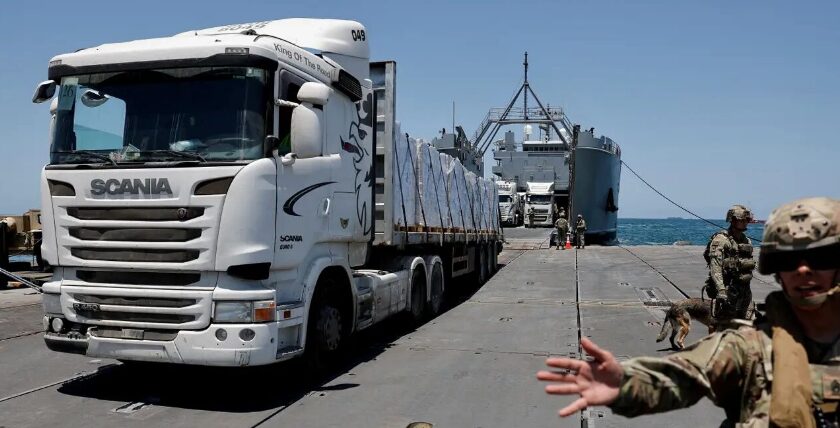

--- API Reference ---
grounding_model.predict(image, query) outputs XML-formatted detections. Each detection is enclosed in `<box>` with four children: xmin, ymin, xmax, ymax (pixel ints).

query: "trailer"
<box><xmin>32</xmin><ymin>18</ymin><xmax>500</xmax><ymax>367</ymax></box>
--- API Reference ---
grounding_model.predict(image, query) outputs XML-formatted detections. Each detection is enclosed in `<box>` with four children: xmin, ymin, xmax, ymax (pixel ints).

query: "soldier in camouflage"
<box><xmin>575</xmin><ymin>214</ymin><xmax>587</xmax><ymax>249</ymax></box>
<box><xmin>554</xmin><ymin>216</ymin><xmax>568</xmax><ymax>250</ymax></box>
<box><xmin>538</xmin><ymin>197</ymin><xmax>840</xmax><ymax>427</ymax></box>
<box><xmin>704</xmin><ymin>204</ymin><xmax>756</xmax><ymax>322</ymax></box>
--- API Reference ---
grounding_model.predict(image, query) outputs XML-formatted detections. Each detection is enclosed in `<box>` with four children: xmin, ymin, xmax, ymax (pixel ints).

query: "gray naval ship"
<box><xmin>474</xmin><ymin>53</ymin><xmax>622</xmax><ymax>244</ymax></box>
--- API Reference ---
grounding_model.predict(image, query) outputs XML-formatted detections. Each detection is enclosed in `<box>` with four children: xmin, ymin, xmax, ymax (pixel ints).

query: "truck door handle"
<box><xmin>320</xmin><ymin>198</ymin><xmax>331</xmax><ymax>216</ymax></box>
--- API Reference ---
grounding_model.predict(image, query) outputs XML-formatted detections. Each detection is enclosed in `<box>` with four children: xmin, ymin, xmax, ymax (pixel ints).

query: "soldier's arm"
<box><xmin>708</xmin><ymin>236</ymin><xmax>728</xmax><ymax>292</ymax></box>
<box><xmin>608</xmin><ymin>330</ymin><xmax>753</xmax><ymax>417</ymax></box>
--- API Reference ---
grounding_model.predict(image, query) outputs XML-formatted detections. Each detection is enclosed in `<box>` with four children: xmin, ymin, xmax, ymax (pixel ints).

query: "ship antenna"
<box><xmin>523</xmin><ymin>52</ymin><xmax>529</xmax><ymax>120</ymax></box>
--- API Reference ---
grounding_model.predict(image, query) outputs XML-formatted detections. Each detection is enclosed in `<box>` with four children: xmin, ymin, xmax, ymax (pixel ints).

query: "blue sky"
<box><xmin>1</xmin><ymin>0</ymin><xmax>838</xmax><ymax>219</ymax></box>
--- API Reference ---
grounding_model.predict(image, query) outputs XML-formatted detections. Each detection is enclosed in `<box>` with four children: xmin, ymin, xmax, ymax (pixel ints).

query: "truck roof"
<box><xmin>47</xmin><ymin>18</ymin><xmax>370</xmax><ymax>86</ymax></box>
<box><xmin>526</xmin><ymin>182</ymin><xmax>554</xmax><ymax>193</ymax></box>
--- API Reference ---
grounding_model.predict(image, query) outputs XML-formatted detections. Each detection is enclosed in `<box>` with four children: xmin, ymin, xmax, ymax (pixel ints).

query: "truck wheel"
<box><xmin>487</xmin><ymin>244</ymin><xmax>497</xmax><ymax>274</ymax></box>
<box><xmin>409</xmin><ymin>268</ymin><xmax>426</xmax><ymax>323</ymax></box>
<box><xmin>305</xmin><ymin>282</ymin><xmax>345</xmax><ymax>369</ymax></box>
<box><xmin>476</xmin><ymin>246</ymin><xmax>488</xmax><ymax>284</ymax></box>
<box><xmin>426</xmin><ymin>262</ymin><xmax>444</xmax><ymax>317</ymax></box>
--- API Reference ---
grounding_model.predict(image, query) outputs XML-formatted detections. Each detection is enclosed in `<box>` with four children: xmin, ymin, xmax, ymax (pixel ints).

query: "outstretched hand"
<box><xmin>536</xmin><ymin>337</ymin><xmax>623</xmax><ymax>417</ymax></box>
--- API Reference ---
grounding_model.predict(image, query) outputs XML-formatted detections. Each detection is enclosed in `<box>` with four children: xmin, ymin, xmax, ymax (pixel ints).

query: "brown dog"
<box><xmin>656</xmin><ymin>298</ymin><xmax>714</xmax><ymax>350</ymax></box>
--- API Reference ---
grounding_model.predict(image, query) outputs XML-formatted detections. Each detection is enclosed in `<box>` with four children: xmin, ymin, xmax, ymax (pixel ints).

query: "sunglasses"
<box><xmin>758</xmin><ymin>244</ymin><xmax>840</xmax><ymax>274</ymax></box>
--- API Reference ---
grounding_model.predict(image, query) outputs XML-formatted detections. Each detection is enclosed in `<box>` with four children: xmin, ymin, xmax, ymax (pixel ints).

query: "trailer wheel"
<box><xmin>487</xmin><ymin>244</ymin><xmax>498</xmax><ymax>275</ymax></box>
<box><xmin>409</xmin><ymin>268</ymin><xmax>427</xmax><ymax>323</ymax></box>
<box><xmin>476</xmin><ymin>245</ymin><xmax>488</xmax><ymax>284</ymax></box>
<box><xmin>305</xmin><ymin>280</ymin><xmax>345</xmax><ymax>369</ymax></box>
<box><xmin>426</xmin><ymin>262</ymin><xmax>445</xmax><ymax>317</ymax></box>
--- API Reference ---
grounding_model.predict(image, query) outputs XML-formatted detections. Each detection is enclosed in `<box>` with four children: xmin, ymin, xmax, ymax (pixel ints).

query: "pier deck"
<box><xmin>0</xmin><ymin>228</ymin><xmax>777</xmax><ymax>427</ymax></box>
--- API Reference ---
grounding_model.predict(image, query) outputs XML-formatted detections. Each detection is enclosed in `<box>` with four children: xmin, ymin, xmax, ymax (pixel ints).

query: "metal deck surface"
<box><xmin>0</xmin><ymin>227</ymin><xmax>777</xmax><ymax>427</ymax></box>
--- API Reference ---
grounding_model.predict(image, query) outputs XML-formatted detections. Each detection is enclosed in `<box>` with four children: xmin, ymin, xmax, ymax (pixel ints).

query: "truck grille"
<box><xmin>64</xmin><ymin>286</ymin><xmax>211</xmax><ymax>330</ymax></box>
<box><xmin>69</xmin><ymin>228</ymin><xmax>201</xmax><ymax>242</ymax></box>
<box><xmin>75</xmin><ymin>270</ymin><xmax>201</xmax><ymax>286</ymax></box>
<box><xmin>74</xmin><ymin>294</ymin><xmax>196</xmax><ymax>308</ymax></box>
<box><xmin>66</xmin><ymin>207</ymin><xmax>204</xmax><ymax>221</ymax></box>
<box><xmin>74</xmin><ymin>310</ymin><xmax>195</xmax><ymax>324</ymax></box>
<box><xmin>71</xmin><ymin>248</ymin><xmax>200</xmax><ymax>263</ymax></box>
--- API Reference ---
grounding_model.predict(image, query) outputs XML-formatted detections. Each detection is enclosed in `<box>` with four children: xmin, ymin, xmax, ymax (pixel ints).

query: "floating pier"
<box><xmin>0</xmin><ymin>228</ymin><xmax>775</xmax><ymax>427</ymax></box>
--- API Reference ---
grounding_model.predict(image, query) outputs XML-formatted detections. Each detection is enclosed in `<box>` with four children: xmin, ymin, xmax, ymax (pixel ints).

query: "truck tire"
<box><xmin>426</xmin><ymin>262</ymin><xmax>445</xmax><ymax>317</ymax></box>
<box><xmin>487</xmin><ymin>244</ymin><xmax>498</xmax><ymax>275</ymax></box>
<box><xmin>305</xmin><ymin>279</ymin><xmax>345</xmax><ymax>369</ymax></box>
<box><xmin>476</xmin><ymin>245</ymin><xmax>488</xmax><ymax>284</ymax></box>
<box><xmin>408</xmin><ymin>268</ymin><xmax>426</xmax><ymax>323</ymax></box>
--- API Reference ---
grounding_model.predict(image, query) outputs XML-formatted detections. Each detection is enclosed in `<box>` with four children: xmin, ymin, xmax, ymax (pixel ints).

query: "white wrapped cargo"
<box><xmin>463</xmin><ymin>171</ymin><xmax>478</xmax><ymax>231</ymax></box>
<box><xmin>478</xmin><ymin>179</ymin><xmax>489</xmax><ymax>231</ymax></box>
<box><xmin>490</xmin><ymin>183</ymin><xmax>500</xmax><ymax>232</ymax></box>
<box><xmin>444</xmin><ymin>157</ymin><xmax>468</xmax><ymax>231</ymax></box>
<box><xmin>414</xmin><ymin>140</ymin><xmax>444</xmax><ymax>229</ymax></box>
<box><xmin>392</xmin><ymin>123</ymin><xmax>418</xmax><ymax>230</ymax></box>
<box><xmin>436</xmin><ymin>152</ymin><xmax>454</xmax><ymax>230</ymax></box>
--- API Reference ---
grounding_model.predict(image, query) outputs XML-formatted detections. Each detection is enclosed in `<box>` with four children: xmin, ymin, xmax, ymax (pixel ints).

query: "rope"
<box><xmin>621</xmin><ymin>160</ymin><xmax>763</xmax><ymax>242</ymax></box>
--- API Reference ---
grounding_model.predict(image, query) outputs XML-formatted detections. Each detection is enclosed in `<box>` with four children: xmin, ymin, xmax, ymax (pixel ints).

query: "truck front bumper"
<box><xmin>44</xmin><ymin>322</ymin><xmax>304</xmax><ymax>366</ymax></box>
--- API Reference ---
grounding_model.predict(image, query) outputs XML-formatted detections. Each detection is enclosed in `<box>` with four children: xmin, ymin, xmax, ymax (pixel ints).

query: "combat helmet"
<box><xmin>726</xmin><ymin>204</ymin><xmax>754</xmax><ymax>223</ymax></box>
<box><xmin>758</xmin><ymin>197</ymin><xmax>840</xmax><ymax>307</ymax></box>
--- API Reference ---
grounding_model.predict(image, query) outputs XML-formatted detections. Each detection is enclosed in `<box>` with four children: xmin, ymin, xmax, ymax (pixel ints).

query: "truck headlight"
<box><xmin>214</xmin><ymin>300</ymin><xmax>276</xmax><ymax>323</ymax></box>
<box><xmin>42</xmin><ymin>293</ymin><xmax>62</xmax><ymax>315</ymax></box>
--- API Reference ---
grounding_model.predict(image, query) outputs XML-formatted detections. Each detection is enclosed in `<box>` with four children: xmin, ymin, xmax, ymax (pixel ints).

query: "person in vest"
<box><xmin>527</xmin><ymin>207</ymin><xmax>535</xmax><ymax>228</ymax></box>
<box><xmin>575</xmin><ymin>214</ymin><xmax>587</xmax><ymax>249</ymax></box>
<box><xmin>704</xmin><ymin>204</ymin><xmax>755</xmax><ymax>322</ymax></box>
<box><xmin>554</xmin><ymin>215</ymin><xmax>568</xmax><ymax>250</ymax></box>
<box><xmin>537</xmin><ymin>197</ymin><xmax>840</xmax><ymax>427</ymax></box>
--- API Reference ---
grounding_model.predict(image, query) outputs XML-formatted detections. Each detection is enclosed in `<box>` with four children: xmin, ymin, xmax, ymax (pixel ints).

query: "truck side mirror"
<box><xmin>297</xmin><ymin>81</ymin><xmax>331</xmax><ymax>106</ymax></box>
<box><xmin>290</xmin><ymin>103</ymin><xmax>323</xmax><ymax>159</ymax></box>
<box><xmin>32</xmin><ymin>81</ymin><xmax>56</xmax><ymax>104</ymax></box>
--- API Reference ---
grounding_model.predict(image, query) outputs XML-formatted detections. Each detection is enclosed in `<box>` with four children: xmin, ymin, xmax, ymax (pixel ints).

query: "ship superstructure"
<box><xmin>476</xmin><ymin>53</ymin><xmax>621</xmax><ymax>243</ymax></box>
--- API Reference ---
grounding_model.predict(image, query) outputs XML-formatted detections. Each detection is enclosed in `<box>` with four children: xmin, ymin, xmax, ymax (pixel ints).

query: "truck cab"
<box><xmin>495</xmin><ymin>180</ymin><xmax>521</xmax><ymax>226</ymax></box>
<box><xmin>524</xmin><ymin>181</ymin><xmax>555</xmax><ymax>227</ymax></box>
<box><xmin>32</xmin><ymin>19</ymin><xmax>379</xmax><ymax>366</ymax></box>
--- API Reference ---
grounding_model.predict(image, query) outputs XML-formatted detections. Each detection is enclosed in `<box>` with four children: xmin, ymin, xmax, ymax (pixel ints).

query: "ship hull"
<box><xmin>571</xmin><ymin>144</ymin><xmax>621</xmax><ymax>244</ymax></box>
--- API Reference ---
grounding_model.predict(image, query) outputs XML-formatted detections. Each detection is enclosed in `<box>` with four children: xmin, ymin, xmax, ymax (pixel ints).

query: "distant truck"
<box><xmin>524</xmin><ymin>182</ymin><xmax>555</xmax><ymax>227</ymax></box>
<box><xmin>32</xmin><ymin>18</ymin><xmax>500</xmax><ymax>367</ymax></box>
<box><xmin>495</xmin><ymin>180</ymin><xmax>522</xmax><ymax>227</ymax></box>
<box><xmin>1</xmin><ymin>210</ymin><xmax>44</xmax><ymax>284</ymax></box>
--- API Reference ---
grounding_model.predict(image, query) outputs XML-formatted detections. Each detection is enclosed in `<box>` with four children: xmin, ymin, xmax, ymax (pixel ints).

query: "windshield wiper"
<box><xmin>142</xmin><ymin>150</ymin><xmax>206</xmax><ymax>163</ymax></box>
<box><xmin>53</xmin><ymin>150</ymin><xmax>117</xmax><ymax>166</ymax></box>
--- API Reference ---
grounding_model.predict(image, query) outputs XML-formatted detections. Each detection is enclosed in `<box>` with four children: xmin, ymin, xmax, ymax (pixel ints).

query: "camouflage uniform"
<box><xmin>554</xmin><ymin>217</ymin><xmax>568</xmax><ymax>249</ymax></box>
<box><xmin>575</xmin><ymin>216</ymin><xmax>587</xmax><ymax>248</ymax></box>
<box><xmin>609</xmin><ymin>291</ymin><xmax>840</xmax><ymax>427</ymax></box>
<box><xmin>705</xmin><ymin>205</ymin><xmax>756</xmax><ymax>322</ymax></box>
<box><xmin>705</xmin><ymin>230</ymin><xmax>754</xmax><ymax>320</ymax></box>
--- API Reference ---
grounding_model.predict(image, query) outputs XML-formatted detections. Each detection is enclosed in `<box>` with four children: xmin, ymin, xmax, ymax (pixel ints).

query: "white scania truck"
<box><xmin>524</xmin><ymin>182</ymin><xmax>555</xmax><ymax>227</ymax></box>
<box><xmin>495</xmin><ymin>180</ymin><xmax>521</xmax><ymax>227</ymax></box>
<box><xmin>32</xmin><ymin>19</ymin><xmax>500</xmax><ymax>367</ymax></box>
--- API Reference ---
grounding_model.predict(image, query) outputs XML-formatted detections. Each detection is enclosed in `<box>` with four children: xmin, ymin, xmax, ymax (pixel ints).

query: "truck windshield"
<box><xmin>498</xmin><ymin>195</ymin><xmax>511</xmax><ymax>203</ymax></box>
<box><xmin>51</xmin><ymin>66</ymin><xmax>271</xmax><ymax>165</ymax></box>
<box><xmin>529</xmin><ymin>195</ymin><xmax>553</xmax><ymax>203</ymax></box>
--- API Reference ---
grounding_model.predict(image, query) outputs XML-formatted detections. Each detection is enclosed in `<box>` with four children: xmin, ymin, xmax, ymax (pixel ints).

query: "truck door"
<box><xmin>273</xmin><ymin>71</ymin><xmax>336</xmax><ymax>269</ymax></box>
